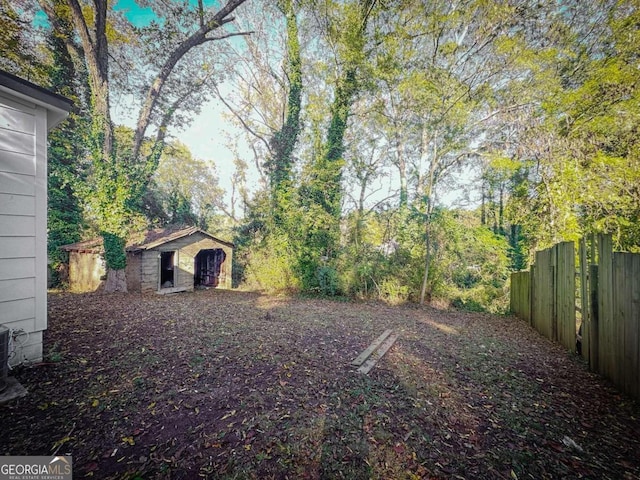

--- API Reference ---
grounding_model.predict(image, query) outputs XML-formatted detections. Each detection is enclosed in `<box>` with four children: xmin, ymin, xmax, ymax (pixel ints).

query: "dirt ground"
<box><xmin>2</xmin><ymin>289</ymin><xmax>639</xmax><ymax>479</ymax></box>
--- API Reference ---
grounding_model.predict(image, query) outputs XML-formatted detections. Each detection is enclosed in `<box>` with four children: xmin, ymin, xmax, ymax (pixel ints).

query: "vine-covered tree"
<box><xmin>46</xmin><ymin>18</ymin><xmax>90</xmax><ymax>285</ymax></box>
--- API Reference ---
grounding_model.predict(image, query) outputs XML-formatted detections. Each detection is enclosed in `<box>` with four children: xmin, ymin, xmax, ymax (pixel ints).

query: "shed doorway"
<box><xmin>195</xmin><ymin>249</ymin><xmax>226</xmax><ymax>287</ymax></box>
<box><xmin>160</xmin><ymin>251</ymin><xmax>176</xmax><ymax>288</ymax></box>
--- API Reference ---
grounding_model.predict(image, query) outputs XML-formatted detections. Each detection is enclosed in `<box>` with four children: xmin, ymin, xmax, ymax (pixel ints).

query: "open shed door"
<box><xmin>195</xmin><ymin>249</ymin><xmax>226</xmax><ymax>287</ymax></box>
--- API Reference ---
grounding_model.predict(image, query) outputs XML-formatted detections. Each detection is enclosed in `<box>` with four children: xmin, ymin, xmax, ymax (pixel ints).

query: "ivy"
<box><xmin>101</xmin><ymin>232</ymin><xmax>127</xmax><ymax>270</ymax></box>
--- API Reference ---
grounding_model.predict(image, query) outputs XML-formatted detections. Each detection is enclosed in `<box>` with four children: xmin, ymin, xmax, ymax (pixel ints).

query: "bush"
<box><xmin>317</xmin><ymin>265</ymin><xmax>340</xmax><ymax>296</ymax></box>
<box><xmin>242</xmin><ymin>234</ymin><xmax>300</xmax><ymax>294</ymax></box>
<box><xmin>378</xmin><ymin>278</ymin><xmax>409</xmax><ymax>305</ymax></box>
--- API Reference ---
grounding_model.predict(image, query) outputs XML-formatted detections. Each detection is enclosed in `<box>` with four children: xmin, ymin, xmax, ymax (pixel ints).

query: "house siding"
<box><xmin>0</xmin><ymin>91</ymin><xmax>44</xmax><ymax>365</ymax></box>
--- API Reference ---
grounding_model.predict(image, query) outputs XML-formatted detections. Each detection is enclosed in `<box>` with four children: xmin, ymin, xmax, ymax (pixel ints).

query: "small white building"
<box><xmin>0</xmin><ymin>70</ymin><xmax>72</xmax><ymax>366</ymax></box>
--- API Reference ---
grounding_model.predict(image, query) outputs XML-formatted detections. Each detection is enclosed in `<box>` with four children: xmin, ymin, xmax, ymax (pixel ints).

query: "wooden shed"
<box><xmin>0</xmin><ymin>70</ymin><xmax>72</xmax><ymax>366</ymax></box>
<box><xmin>62</xmin><ymin>227</ymin><xmax>234</xmax><ymax>293</ymax></box>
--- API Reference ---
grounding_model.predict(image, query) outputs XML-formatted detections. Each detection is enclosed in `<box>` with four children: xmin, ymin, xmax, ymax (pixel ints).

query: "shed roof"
<box><xmin>128</xmin><ymin>226</ymin><xmax>234</xmax><ymax>251</ymax></box>
<box><xmin>0</xmin><ymin>69</ymin><xmax>73</xmax><ymax>128</ymax></box>
<box><xmin>61</xmin><ymin>226</ymin><xmax>234</xmax><ymax>253</ymax></box>
<box><xmin>60</xmin><ymin>238</ymin><xmax>103</xmax><ymax>253</ymax></box>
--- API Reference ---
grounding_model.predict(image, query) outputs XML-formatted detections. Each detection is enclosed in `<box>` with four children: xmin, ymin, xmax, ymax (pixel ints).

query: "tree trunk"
<box><xmin>419</xmin><ymin>217</ymin><xmax>432</xmax><ymax>304</ymax></box>
<box><xmin>419</xmin><ymin>123</ymin><xmax>437</xmax><ymax>305</ymax></box>
<box><xmin>481</xmin><ymin>181</ymin><xmax>486</xmax><ymax>225</ymax></box>
<box><xmin>104</xmin><ymin>269</ymin><xmax>127</xmax><ymax>292</ymax></box>
<box><xmin>499</xmin><ymin>183</ymin><xmax>504</xmax><ymax>235</ymax></box>
<box><xmin>269</xmin><ymin>0</ymin><xmax>301</xmax><ymax>221</ymax></box>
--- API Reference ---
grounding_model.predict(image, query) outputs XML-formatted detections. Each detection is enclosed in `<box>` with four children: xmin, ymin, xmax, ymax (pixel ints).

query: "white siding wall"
<box><xmin>0</xmin><ymin>92</ymin><xmax>46</xmax><ymax>365</ymax></box>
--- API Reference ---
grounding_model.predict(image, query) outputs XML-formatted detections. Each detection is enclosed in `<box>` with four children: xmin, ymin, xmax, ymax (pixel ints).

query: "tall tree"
<box><xmin>370</xmin><ymin>0</ymin><xmax>525</xmax><ymax>302</ymax></box>
<box><xmin>46</xmin><ymin>14</ymin><xmax>90</xmax><ymax>284</ymax></box>
<box><xmin>266</xmin><ymin>0</ymin><xmax>302</xmax><ymax>219</ymax></box>
<box><xmin>492</xmin><ymin>0</ymin><xmax>640</xmax><ymax>253</ymax></box>
<box><xmin>0</xmin><ymin>0</ymin><xmax>47</xmax><ymax>80</ymax></box>
<box><xmin>297</xmin><ymin>0</ymin><xmax>377</xmax><ymax>289</ymax></box>
<box><xmin>40</xmin><ymin>0</ymin><xmax>251</xmax><ymax>291</ymax></box>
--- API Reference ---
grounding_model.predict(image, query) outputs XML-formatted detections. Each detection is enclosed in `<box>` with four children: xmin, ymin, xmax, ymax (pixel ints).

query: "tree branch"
<box><xmin>38</xmin><ymin>0</ymin><xmax>84</xmax><ymax>61</ymax></box>
<box><xmin>132</xmin><ymin>0</ymin><xmax>250</xmax><ymax>160</ymax></box>
<box><xmin>213</xmin><ymin>83</ymin><xmax>273</xmax><ymax>155</ymax></box>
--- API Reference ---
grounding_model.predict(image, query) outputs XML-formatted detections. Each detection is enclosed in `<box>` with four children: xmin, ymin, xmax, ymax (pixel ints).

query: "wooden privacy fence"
<box><xmin>511</xmin><ymin>235</ymin><xmax>640</xmax><ymax>401</ymax></box>
<box><xmin>510</xmin><ymin>241</ymin><xmax>576</xmax><ymax>351</ymax></box>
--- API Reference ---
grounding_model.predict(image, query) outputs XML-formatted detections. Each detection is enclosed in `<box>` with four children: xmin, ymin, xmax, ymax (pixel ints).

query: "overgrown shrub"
<box><xmin>316</xmin><ymin>265</ymin><xmax>340</xmax><ymax>296</ymax></box>
<box><xmin>377</xmin><ymin>278</ymin><xmax>410</xmax><ymax>305</ymax></box>
<box><xmin>242</xmin><ymin>234</ymin><xmax>300</xmax><ymax>294</ymax></box>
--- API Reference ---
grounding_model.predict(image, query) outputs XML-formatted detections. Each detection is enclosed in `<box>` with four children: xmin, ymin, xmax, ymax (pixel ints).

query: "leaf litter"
<box><xmin>1</xmin><ymin>290</ymin><xmax>639</xmax><ymax>479</ymax></box>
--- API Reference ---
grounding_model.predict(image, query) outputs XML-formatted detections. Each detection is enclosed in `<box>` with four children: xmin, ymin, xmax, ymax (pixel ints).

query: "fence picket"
<box><xmin>589</xmin><ymin>264</ymin><xmax>599</xmax><ymax>372</ymax></box>
<box><xmin>598</xmin><ymin>235</ymin><xmax>614</xmax><ymax>383</ymax></box>
<box><xmin>634</xmin><ymin>255</ymin><xmax>640</xmax><ymax>400</ymax></box>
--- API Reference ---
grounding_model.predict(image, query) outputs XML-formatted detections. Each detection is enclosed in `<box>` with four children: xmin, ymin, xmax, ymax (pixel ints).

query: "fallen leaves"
<box><xmin>0</xmin><ymin>290</ymin><xmax>638</xmax><ymax>480</ymax></box>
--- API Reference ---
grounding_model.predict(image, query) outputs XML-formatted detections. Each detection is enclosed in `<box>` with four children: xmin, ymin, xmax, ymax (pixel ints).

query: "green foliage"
<box><xmin>46</xmin><ymin>27</ymin><xmax>89</xmax><ymax>285</ymax></box>
<box><xmin>267</xmin><ymin>0</ymin><xmax>302</xmax><ymax>211</ymax></box>
<box><xmin>377</xmin><ymin>278</ymin><xmax>410</xmax><ymax>306</ymax></box>
<box><xmin>242</xmin><ymin>231</ymin><xmax>301</xmax><ymax>294</ymax></box>
<box><xmin>299</xmin><ymin>0</ymin><xmax>376</xmax><ymax>265</ymax></box>
<box><xmin>316</xmin><ymin>265</ymin><xmax>340</xmax><ymax>297</ymax></box>
<box><xmin>0</xmin><ymin>0</ymin><xmax>47</xmax><ymax>81</ymax></box>
<box><xmin>102</xmin><ymin>233</ymin><xmax>127</xmax><ymax>270</ymax></box>
<box><xmin>142</xmin><ymin>140</ymin><xmax>224</xmax><ymax>229</ymax></box>
<box><xmin>426</xmin><ymin>211</ymin><xmax>510</xmax><ymax>313</ymax></box>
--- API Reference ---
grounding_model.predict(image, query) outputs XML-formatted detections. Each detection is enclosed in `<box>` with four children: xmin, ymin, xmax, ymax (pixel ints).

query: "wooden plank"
<box><xmin>533</xmin><ymin>251</ymin><xmax>542</xmax><ymax>335</ymax></box>
<box><xmin>0</xmin><ymin>128</ymin><xmax>34</xmax><ymax>156</ymax></box>
<box><xmin>557</xmin><ymin>242</ymin><xmax>576</xmax><ymax>352</ymax></box>
<box><xmin>0</xmin><ymin>171</ymin><xmax>35</xmax><ymax>196</ymax></box>
<box><xmin>0</xmin><ymin>258</ymin><xmax>35</xmax><ymax>280</ymax></box>
<box><xmin>0</xmin><ymin>298</ymin><xmax>35</xmax><ymax>323</ymax></box>
<box><xmin>0</xmin><ymin>236</ymin><xmax>35</xmax><ymax>259</ymax></box>
<box><xmin>510</xmin><ymin>272</ymin><xmax>530</xmax><ymax>319</ymax></box>
<box><xmin>620</xmin><ymin>253</ymin><xmax>639</xmax><ymax>399</ymax></box>
<box><xmin>351</xmin><ymin>329</ymin><xmax>393</xmax><ymax>366</ymax></box>
<box><xmin>529</xmin><ymin>265</ymin><xmax>535</xmax><ymax>327</ymax></box>
<box><xmin>0</xmin><ymin>103</ymin><xmax>36</xmax><ymax>133</ymax></box>
<box><xmin>542</xmin><ymin>249</ymin><xmax>554</xmax><ymax>340</ymax></box>
<box><xmin>0</xmin><ymin>193</ymin><xmax>34</xmax><ymax>215</ymax></box>
<box><xmin>0</xmin><ymin>215</ymin><xmax>35</xmax><ymax>236</ymax></box>
<box><xmin>510</xmin><ymin>272</ymin><xmax>516</xmax><ymax>314</ymax></box>
<box><xmin>552</xmin><ymin>244</ymin><xmax>558</xmax><ymax>342</ymax></box>
<box><xmin>598</xmin><ymin>234</ymin><xmax>614</xmax><ymax>381</ymax></box>
<box><xmin>612</xmin><ymin>253</ymin><xmax>624</xmax><ymax>390</ymax></box>
<box><xmin>0</xmin><ymin>277</ymin><xmax>34</xmax><ymax>302</ymax></box>
<box><xmin>357</xmin><ymin>333</ymin><xmax>399</xmax><ymax>374</ymax></box>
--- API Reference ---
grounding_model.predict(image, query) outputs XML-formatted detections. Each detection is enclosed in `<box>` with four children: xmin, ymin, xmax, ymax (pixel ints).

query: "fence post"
<box><xmin>530</xmin><ymin>264</ymin><xmax>535</xmax><ymax>328</ymax></box>
<box><xmin>589</xmin><ymin>263</ymin><xmax>599</xmax><ymax>372</ymax></box>
<box><xmin>579</xmin><ymin>237</ymin><xmax>590</xmax><ymax>361</ymax></box>
<box><xmin>631</xmin><ymin>255</ymin><xmax>640</xmax><ymax>400</ymax></box>
<box><xmin>552</xmin><ymin>245</ymin><xmax>558</xmax><ymax>342</ymax></box>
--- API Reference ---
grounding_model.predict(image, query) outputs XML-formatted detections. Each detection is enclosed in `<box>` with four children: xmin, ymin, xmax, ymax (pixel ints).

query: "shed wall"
<box><xmin>139</xmin><ymin>233</ymin><xmax>233</xmax><ymax>293</ymax></box>
<box><xmin>68</xmin><ymin>251</ymin><xmax>105</xmax><ymax>292</ymax></box>
<box><xmin>126</xmin><ymin>251</ymin><xmax>142</xmax><ymax>292</ymax></box>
